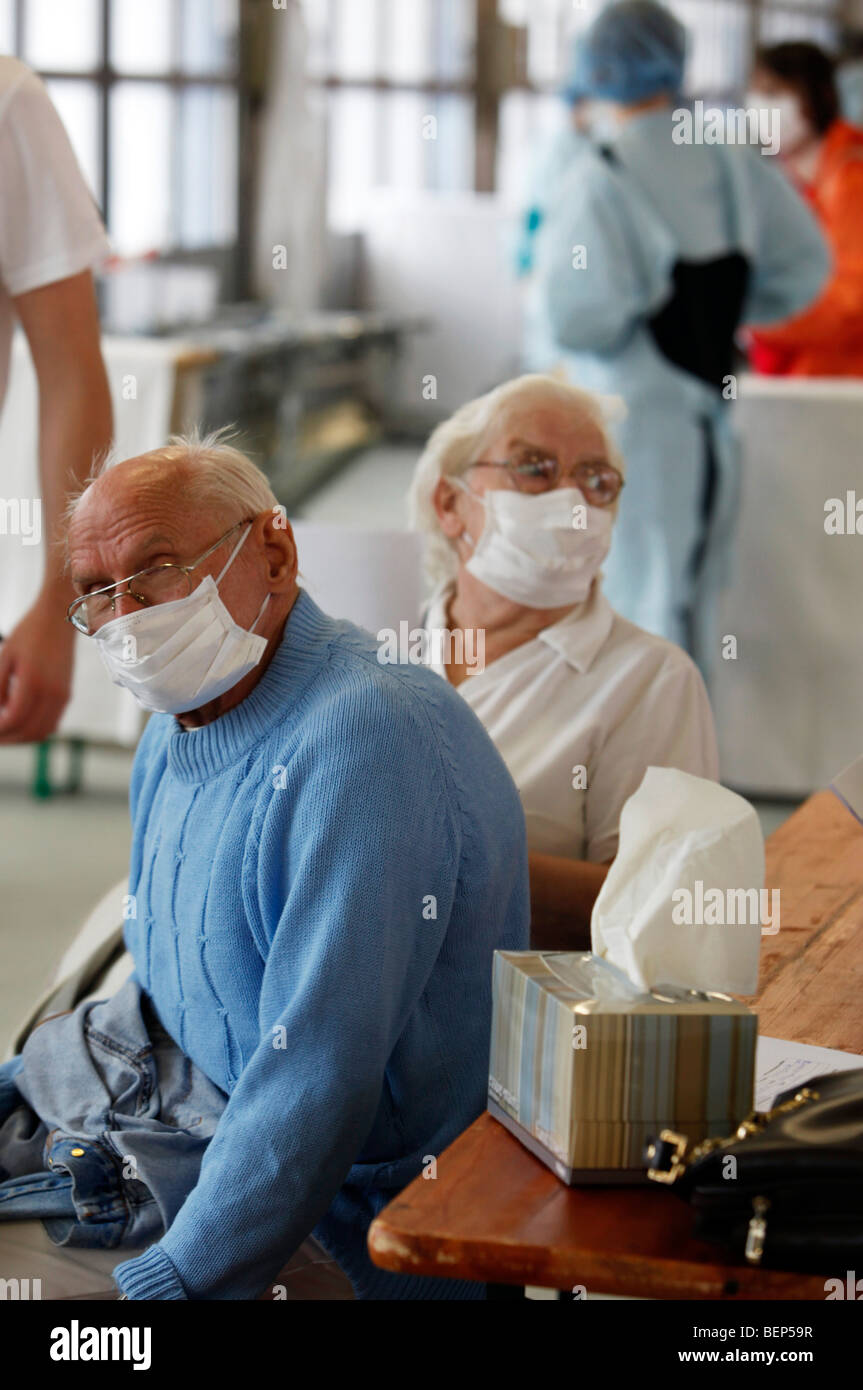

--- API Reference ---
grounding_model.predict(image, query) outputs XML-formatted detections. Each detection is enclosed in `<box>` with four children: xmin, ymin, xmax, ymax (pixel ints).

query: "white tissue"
<box><xmin>590</xmin><ymin>767</ymin><xmax>764</xmax><ymax>996</ymax></box>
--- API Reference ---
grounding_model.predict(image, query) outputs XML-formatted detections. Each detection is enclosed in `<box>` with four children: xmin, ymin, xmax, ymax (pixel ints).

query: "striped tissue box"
<box><xmin>488</xmin><ymin>950</ymin><xmax>756</xmax><ymax>1184</ymax></box>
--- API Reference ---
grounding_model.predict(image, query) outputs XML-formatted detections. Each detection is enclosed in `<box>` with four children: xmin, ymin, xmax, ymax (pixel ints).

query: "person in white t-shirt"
<box><xmin>409</xmin><ymin>372</ymin><xmax>719</xmax><ymax>949</ymax></box>
<box><xmin>0</xmin><ymin>56</ymin><xmax>112</xmax><ymax>743</ymax></box>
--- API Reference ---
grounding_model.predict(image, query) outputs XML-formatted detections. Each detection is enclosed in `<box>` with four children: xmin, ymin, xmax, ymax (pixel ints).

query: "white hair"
<box><xmin>407</xmin><ymin>373</ymin><xmax>627</xmax><ymax>589</ymax></box>
<box><xmin>64</xmin><ymin>426</ymin><xmax>278</xmax><ymax>532</ymax></box>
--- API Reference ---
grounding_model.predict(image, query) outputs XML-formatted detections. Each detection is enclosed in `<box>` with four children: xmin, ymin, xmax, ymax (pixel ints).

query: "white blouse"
<box><xmin>423</xmin><ymin>583</ymin><xmax>719</xmax><ymax>864</ymax></box>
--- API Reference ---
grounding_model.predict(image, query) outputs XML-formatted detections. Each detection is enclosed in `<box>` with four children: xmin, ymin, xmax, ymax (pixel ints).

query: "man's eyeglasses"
<box><xmin>468</xmin><ymin>454</ymin><xmax>624</xmax><ymax>506</ymax></box>
<box><xmin>67</xmin><ymin>519</ymin><xmax>253</xmax><ymax>636</ymax></box>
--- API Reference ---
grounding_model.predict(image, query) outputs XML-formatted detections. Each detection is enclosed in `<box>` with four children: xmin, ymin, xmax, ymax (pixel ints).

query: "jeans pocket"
<box><xmin>84</xmin><ymin>1028</ymin><xmax>157</xmax><ymax>1117</ymax></box>
<box><xmin>41</xmin><ymin>1136</ymin><xmax>130</xmax><ymax>1248</ymax></box>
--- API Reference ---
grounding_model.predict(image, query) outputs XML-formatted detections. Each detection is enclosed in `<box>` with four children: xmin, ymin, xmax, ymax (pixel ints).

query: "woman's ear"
<box><xmin>433</xmin><ymin>477</ymin><xmax>465</xmax><ymax>539</ymax></box>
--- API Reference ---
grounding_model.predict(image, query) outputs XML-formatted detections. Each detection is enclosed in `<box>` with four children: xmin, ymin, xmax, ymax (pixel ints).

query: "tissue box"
<box><xmin>488</xmin><ymin>951</ymin><xmax>756</xmax><ymax>1184</ymax></box>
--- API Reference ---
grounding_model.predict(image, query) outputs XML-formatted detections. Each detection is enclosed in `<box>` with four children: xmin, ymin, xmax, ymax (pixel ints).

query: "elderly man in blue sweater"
<box><xmin>50</xmin><ymin>431</ymin><xmax>529</xmax><ymax>1300</ymax></box>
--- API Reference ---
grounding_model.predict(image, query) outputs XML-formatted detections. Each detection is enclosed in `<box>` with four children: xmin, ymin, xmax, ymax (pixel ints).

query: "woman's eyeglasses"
<box><xmin>468</xmin><ymin>454</ymin><xmax>623</xmax><ymax>505</ymax></box>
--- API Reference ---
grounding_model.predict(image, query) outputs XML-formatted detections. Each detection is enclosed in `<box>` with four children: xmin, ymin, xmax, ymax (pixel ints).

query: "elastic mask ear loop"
<box><xmin>453</xmin><ymin>475</ymin><xmax>485</xmax><ymax>550</ymax></box>
<box><xmin>216</xmin><ymin>523</ymin><xmax>253</xmax><ymax>585</ymax></box>
<box><xmin>216</xmin><ymin>523</ymin><xmax>271</xmax><ymax>634</ymax></box>
<box><xmin>248</xmin><ymin>591</ymin><xmax>271</xmax><ymax>635</ymax></box>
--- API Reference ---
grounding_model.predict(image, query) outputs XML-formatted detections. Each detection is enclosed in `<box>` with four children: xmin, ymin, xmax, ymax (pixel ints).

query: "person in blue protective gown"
<box><xmin>519</xmin><ymin>0</ymin><xmax>830</xmax><ymax>680</ymax></box>
<box><xmin>514</xmin><ymin>63</ymin><xmax>592</xmax><ymax>278</ymax></box>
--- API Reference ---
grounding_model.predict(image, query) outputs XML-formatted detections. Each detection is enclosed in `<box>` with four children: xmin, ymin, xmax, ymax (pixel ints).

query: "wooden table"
<box><xmin>368</xmin><ymin>791</ymin><xmax>863</xmax><ymax>1298</ymax></box>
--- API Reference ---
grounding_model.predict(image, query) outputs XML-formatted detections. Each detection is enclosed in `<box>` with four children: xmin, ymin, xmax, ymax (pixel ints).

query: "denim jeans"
<box><xmin>0</xmin><ymin>979</ymin><xmax>227</xmax><ymax>1250</ymax></box>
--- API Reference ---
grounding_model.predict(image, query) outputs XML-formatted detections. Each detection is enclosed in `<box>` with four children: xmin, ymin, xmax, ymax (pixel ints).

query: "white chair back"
<box><xmin>291</xmin><ymin>522</ymin><xmax>427</xmax><ymax>636</ymax></box>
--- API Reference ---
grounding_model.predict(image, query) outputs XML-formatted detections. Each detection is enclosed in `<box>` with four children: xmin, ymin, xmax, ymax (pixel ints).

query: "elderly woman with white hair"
<box><xmin>409</xmin><ymin>373</ymin><xmax>719</xmax><ymax>947</ymax></box>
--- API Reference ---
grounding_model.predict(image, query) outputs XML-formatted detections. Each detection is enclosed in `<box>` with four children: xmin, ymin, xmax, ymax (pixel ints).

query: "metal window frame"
<box><xmin>10</xmin><ymin>0</ymin><xmax>245</xmax><ymax>262</ymax></box>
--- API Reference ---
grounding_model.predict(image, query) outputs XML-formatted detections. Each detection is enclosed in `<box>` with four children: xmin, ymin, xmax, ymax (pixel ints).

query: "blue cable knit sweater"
<box><xmin>113</xmin><ymin>590</ymin><xmax>530</xmax><ymax>1300</ymax></box>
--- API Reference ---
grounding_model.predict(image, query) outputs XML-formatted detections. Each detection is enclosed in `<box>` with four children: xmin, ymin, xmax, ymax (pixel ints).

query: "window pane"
<box><xmin>24</xmin><ymin>0</ymin><xmax>100</xmax><ymax>71</ymax></box>
<box><xmin>758</xmin><ymin>9</ymin><xmax>838</xmax><ymax>47</ymax></box>
<box><xmin>383</xmin><ymin>90</ymin><xmax>426</xmax><ymax>190</ymax></box>
<box><xmin>430</xmin><ymin>93</ymin><xmax>474</xmax><ymax>191</ymax></box>
<box><xmin>327</xmin><ymin>87</ymin><xmax>378</xmax><ymax>230</ymax></box>
<box><xmin>668</xmin><ymin>0</ymin><xmax>751</xmax><ymax>96</ymax></box>
<box><xmin>180</xmin><ymin>0</ymin><xmax>239</xmax><ymax>75</ymax></box>
<box><xmin>383</xmin><ymin>0</ymin><xmax>433</xmax><ymax>82</ymax></box>
<box><xmin>300</xmin><ymin>0</ymin><xmax>333</xmax><ymax>79</ymax></box>
<box><xmin>499</xmin><ymin>0</ymin><xmax>529</xmax><ymax>22</ymax></box>
<box><xmin>0</xmin><ymin>0</ymin><xmax>14</xmax><ymax>54</ymax></box>
<box><xmin>525</xmin><ymin>0</ymin><xmax>564</xmax><ymax>87</ymax></box>
<box><xmin>497</xmin><ymin>90</ymin><xmax>566</xmax><ymax>205</ymax></box>
<box><xmin>434</xmin><ymin>0</ymin><xmax>476</xmax><ymax>81</ymax></box>
<box><xmin>111</xmin><ymin>0</ymin><xmax>173</xmax><ymax>75</ymax></box>
<box><xmin>110</xmin><ymin>82</ymin><xmax>173</xmax><ymax>255</ymax></box>
<box><xmin>43</xmin><ymin>79</ymin><xmax>102</xmax><ymax>202</ymax></box>
<box><xmin>503</xmin><ymin>0</ymin><xmax>591</xmax><ymax>90</ymax></box>
<box><xmin>333</xmin><ymin>0</ymin><xmax>378</xmax><ymax>80</ymax></box>
<box><xmin>178</xmin><ymin>87</ymin><xmax>238</xmax><ymax>247</ymax></box>
<box><xmin>704</xmin><ymin>2</ymin><xmax>752</xmax><ymax>96</ymax></box>
<box><xmin>328</xmin><ymin>87</ymin><xmax>475</xmax><ymax>221</ymax></box>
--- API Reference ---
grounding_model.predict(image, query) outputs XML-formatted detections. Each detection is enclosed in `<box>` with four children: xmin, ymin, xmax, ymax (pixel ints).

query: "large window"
<box><xmin>302</xmin><ymin>0</ymin><xmax>850</xmax><ymax>221</ymax></box>
<box><xmin>300</xmin><ymin>0</ymin><xmax>478</xmax><ymax>229</ymax></box>
<box><xmin>0</xmin><ymin>0</ymin><xmax>241</xmax><ymax>257</ymax></box>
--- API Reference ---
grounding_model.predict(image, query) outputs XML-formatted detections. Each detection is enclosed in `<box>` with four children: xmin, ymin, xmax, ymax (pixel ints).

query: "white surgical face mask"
<box><xmin>587</xmin><ymin>99</ymin><xmax>623</xmax><ymax>144</ymax></box>
<box><xmin>93</xmin><ymin>523</ymin><xmax>271</xmax><ymax>715</ymax></box>
<box><xmin>456</xmin><ymin>481</ymin><xmax>613</xmax><ymax>608</ymax></box>
<box><xmin>773</xmin><ymin>93</ymin><xmax>812</xmax><ymax>156</ymax></box>
<box><xmin>748</xmin><ymin>90</ymin><xmax>812</xmax><ymax>156</ymax></box>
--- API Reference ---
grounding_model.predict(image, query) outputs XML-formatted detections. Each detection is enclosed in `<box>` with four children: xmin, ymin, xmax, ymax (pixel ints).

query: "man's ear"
<box><xmin>257</xmin><ymin>508</ymin><xmax>298</xmax><ymax>591</ymax></box>
<box><xmin>433</xmin><ymin>477</ymin><xmax>466</xmax><ymax>539</ymax></box>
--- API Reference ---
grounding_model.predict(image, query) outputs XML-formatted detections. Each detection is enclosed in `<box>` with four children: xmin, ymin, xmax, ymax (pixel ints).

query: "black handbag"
<box><xmin>644</xmin><ymin>1069</ymin><xmax>863</xmax><ymax>1273</ymax></box>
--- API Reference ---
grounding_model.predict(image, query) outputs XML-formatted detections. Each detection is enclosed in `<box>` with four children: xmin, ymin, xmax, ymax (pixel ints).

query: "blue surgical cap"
<box><xmin>566</xmin><ymin>1</ymin><xmax>687</xmax><ymax>105</ymax></box>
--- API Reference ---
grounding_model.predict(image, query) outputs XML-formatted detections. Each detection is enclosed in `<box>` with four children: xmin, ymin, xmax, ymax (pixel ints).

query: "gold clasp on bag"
<box><xmin>646</xmin><ymin>1130</ymin><xmax>690</xmax><ymax>1183</ymax></box>
<box><xmin>645</xmin><ymin>1088</ymin><xmax>820</xmax><ymax>1186</ymax></box>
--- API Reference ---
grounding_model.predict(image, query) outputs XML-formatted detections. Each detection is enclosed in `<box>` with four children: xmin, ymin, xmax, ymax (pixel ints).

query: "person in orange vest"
<box><xmin>747</xmin><ymin>41</ymin><xmax>863</xmax><ymax>376</ymax></box>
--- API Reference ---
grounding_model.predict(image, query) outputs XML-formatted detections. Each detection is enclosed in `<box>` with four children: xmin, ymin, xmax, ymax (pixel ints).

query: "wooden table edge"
<box><xmin>368</xmin><ymin>1113</ymin><xmax>831</xmax><ymax>1299</ymax></box>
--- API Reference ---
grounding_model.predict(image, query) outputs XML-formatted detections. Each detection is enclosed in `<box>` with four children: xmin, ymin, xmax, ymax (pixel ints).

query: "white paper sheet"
<box><xmin>831</xmin><ymin>752</ymin><xmax>863</xmax><ymax>825</ymax></box>
<box><xmin>755</xmin><ymin>1035</ymin><xmax>863</xmax><ymax>1111</ymax></box>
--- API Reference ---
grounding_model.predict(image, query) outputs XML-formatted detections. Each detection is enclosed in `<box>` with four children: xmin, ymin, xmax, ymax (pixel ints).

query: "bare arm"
<box><xmin>528</xmin><ymin>851</ymin><xmax>612</xmax><ymax>951</ymax></box>
<box><xmin>0</xmin><ymin>269</ymin><xmax>112</xmax><ymax>742</ymax></box>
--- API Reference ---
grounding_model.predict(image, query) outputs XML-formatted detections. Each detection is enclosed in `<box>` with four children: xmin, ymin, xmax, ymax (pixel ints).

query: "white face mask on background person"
<box><xmin>772</xmin><ymin>93</ymin><xmax>812</xmax><ymax>155</ymax></box>
<box><xmin>93</xmin><ymin>523</ymin><xmax>271</xmax><ymax>715</ymax></box>
<box><xmin>587</xmin><ymin>99</ymin><xmax>624</xmax><ymax>145</ymax></box>
<box><xmin>455</xmin><ymin>481</ymin><xmax>614</xmax><ymax>609</ymax></box>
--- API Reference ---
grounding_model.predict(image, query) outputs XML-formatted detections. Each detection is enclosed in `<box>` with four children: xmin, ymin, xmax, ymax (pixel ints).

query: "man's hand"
<box><xmin>0</xmin><ymin>587</ymin><xmax>76</xmax><ymax>743</ymax></box>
